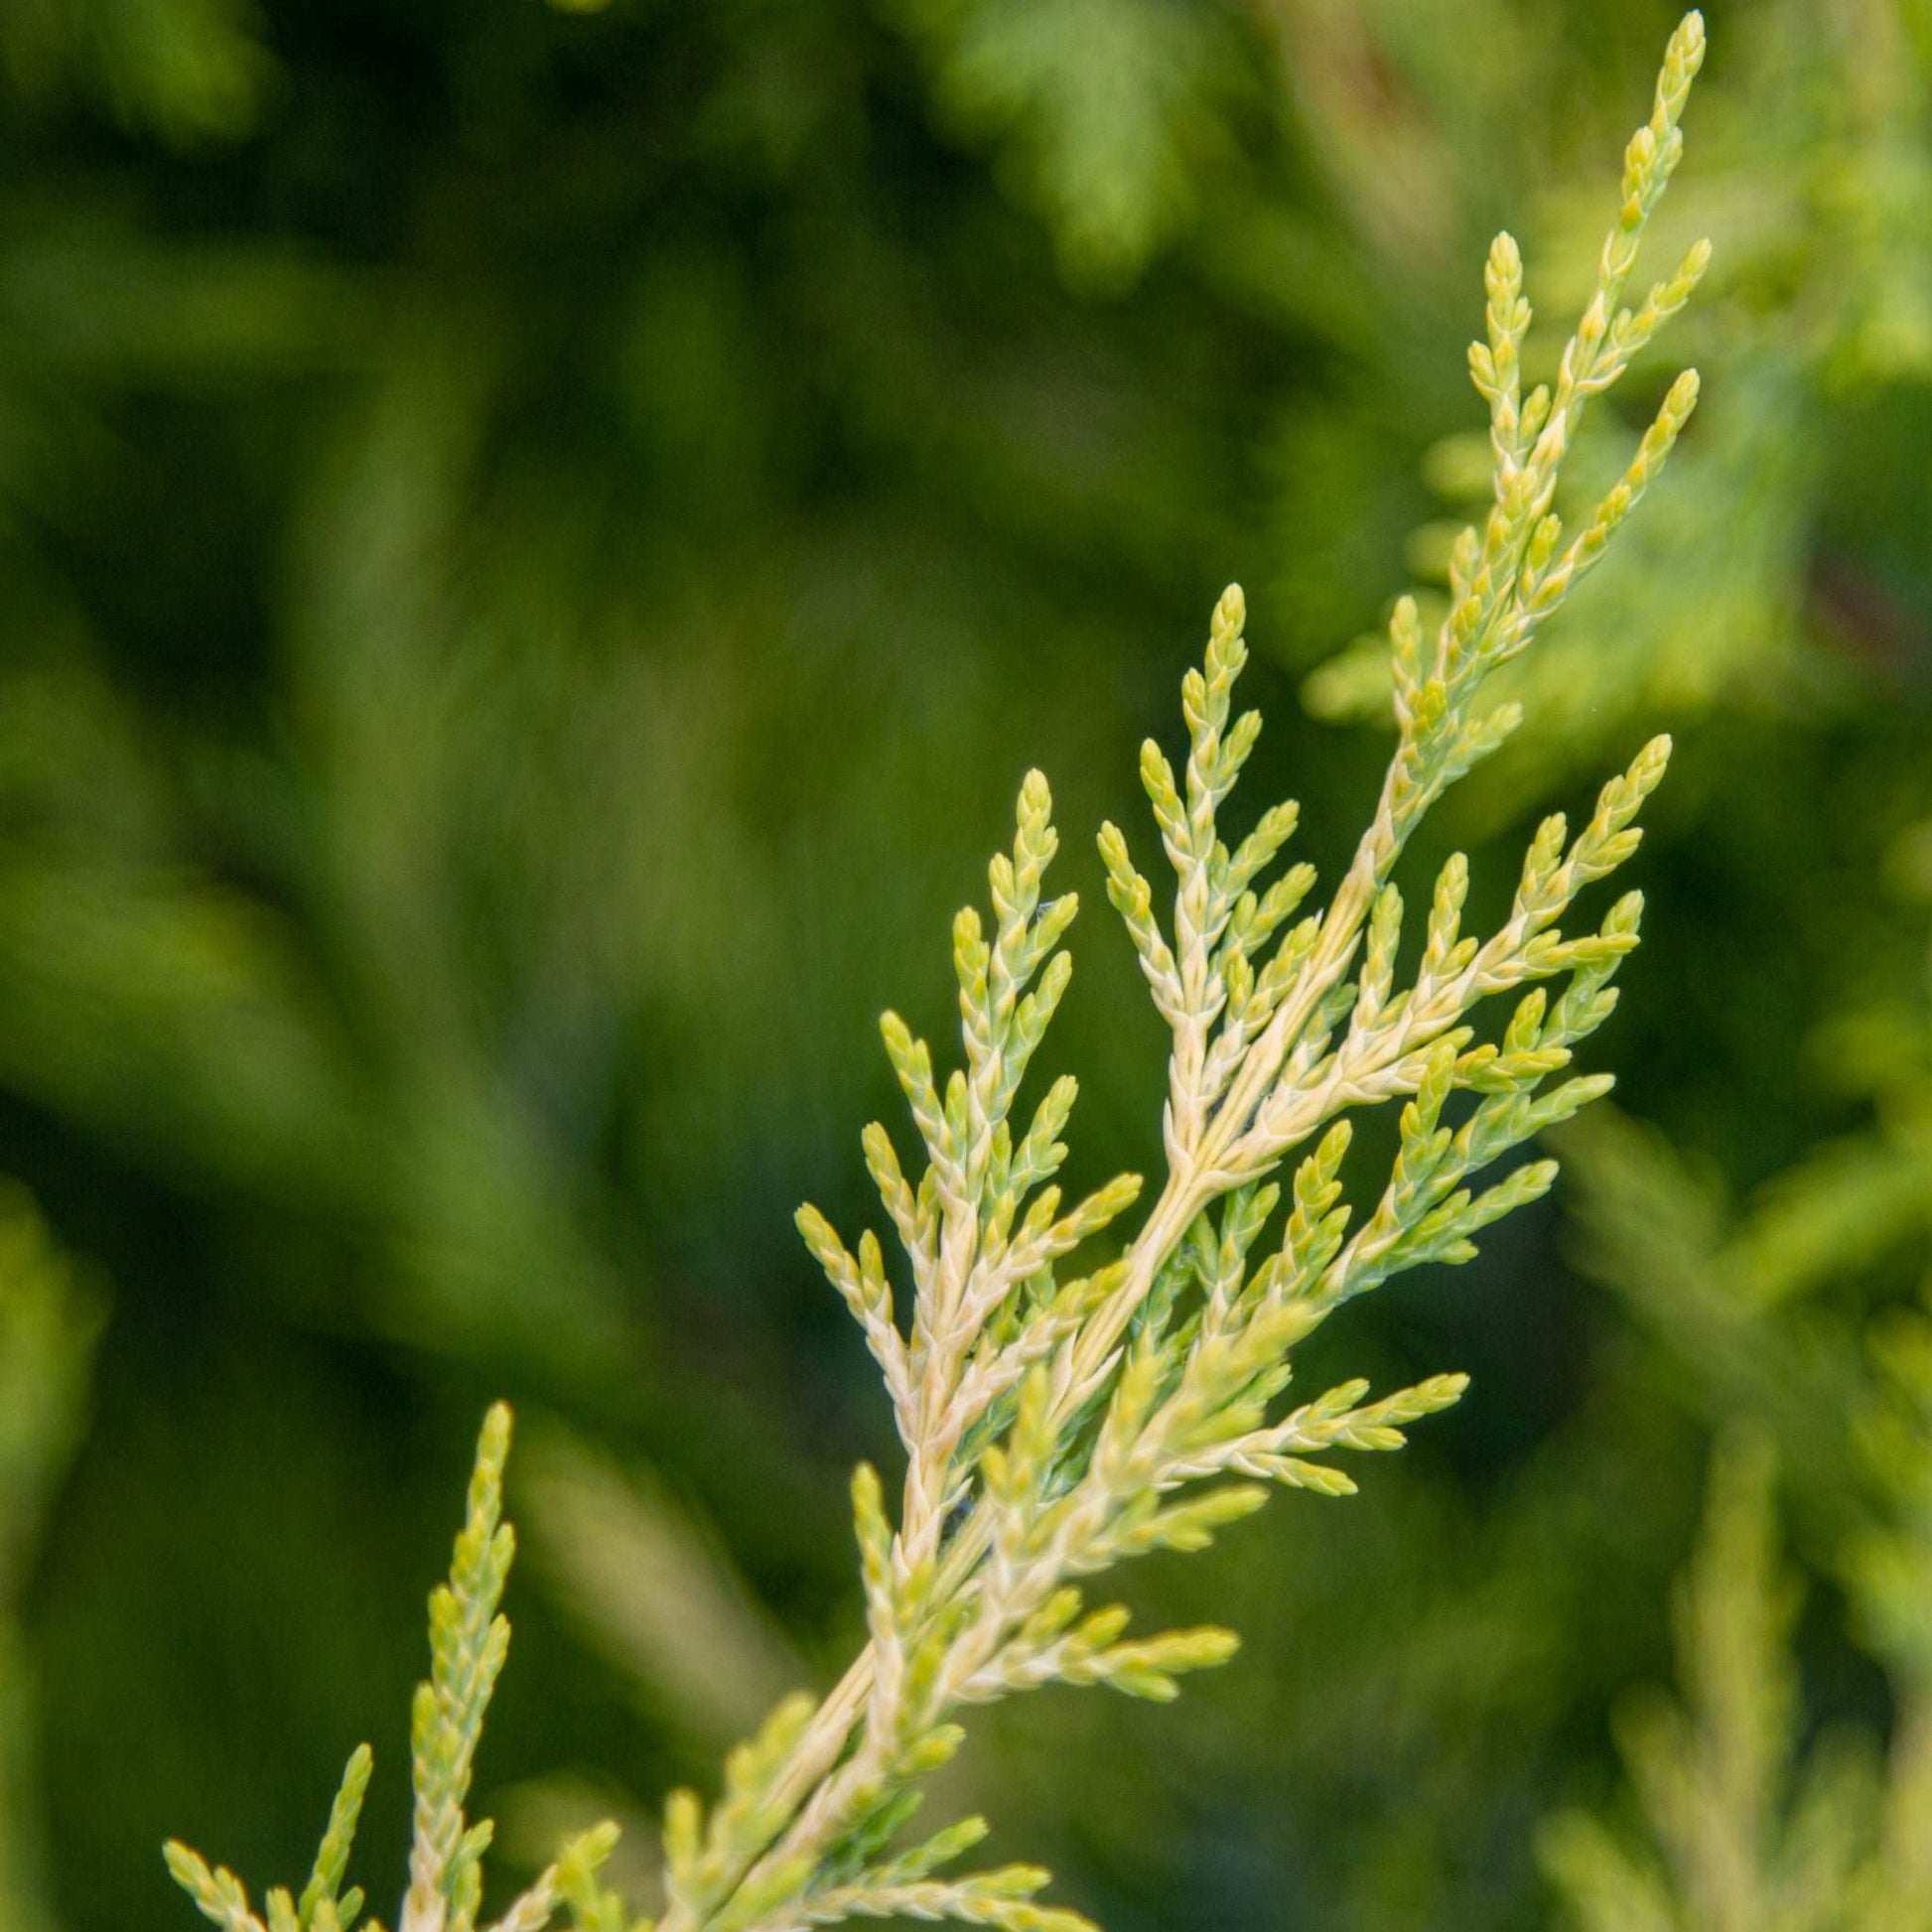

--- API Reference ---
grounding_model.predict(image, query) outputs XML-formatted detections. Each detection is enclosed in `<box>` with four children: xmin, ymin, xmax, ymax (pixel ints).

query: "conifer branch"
<box><xmin>165</xmin><ymin>18</ymin><xmax>1713</xmax><ymax>1932</ymax></box>
<box><xmin>665</xmin><ymin>19</ymin><xmax>1711</xmax><ymax>1930</ymax></box>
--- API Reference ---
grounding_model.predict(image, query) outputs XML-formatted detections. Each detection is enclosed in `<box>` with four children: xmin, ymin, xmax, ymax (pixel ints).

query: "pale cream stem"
<box><xmin>690</xmin><ymin>1170</ymin><xmax>1203</xmax><ymax>1930</ymax></box>
<box><xmin>694</xmin><ymin>752</ymin><xmax>1431</xmax><ymax>1932</ymax></box>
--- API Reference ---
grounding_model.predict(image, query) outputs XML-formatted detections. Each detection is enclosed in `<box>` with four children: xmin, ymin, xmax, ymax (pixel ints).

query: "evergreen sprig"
<box><xmin>1544</xmin><ymin>822</ymin><xmax>1932</xmax><ymax>1932</ymax></box>
<box><xmin>648</xmin><ymin>19</ymin><xmax>1710</xmax><ymax>1931</ymax></box>
<box><xmin>1541</xmin><ymin>1428</ymin><xmax>1932</xmax><ymax>1932</ymax></box>
<box><xmin>1539</xmin><ymin>1437</ymin><xmax>1828</xmax><ymax>1932</ymax></box>
<box><xmin>166</xmin><ymin>17</ymin><xmax>1712</xmax><ymax>1932</ymax></box>
<box><xmin>165</xmin><ymin>1409</ymin><xmax>627</xmax><ymax>1932</ymax></box>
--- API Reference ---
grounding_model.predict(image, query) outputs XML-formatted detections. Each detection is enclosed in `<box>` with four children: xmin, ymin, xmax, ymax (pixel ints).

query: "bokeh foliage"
<box><xmin>1</xmin><ymin>2</ymin><xmax>1929</xmax><ymax>1930</ymax></box>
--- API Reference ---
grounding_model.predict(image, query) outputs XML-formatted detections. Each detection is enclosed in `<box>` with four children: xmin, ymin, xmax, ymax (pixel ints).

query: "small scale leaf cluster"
<box><xmin>166</xmin><ymin>1747</ymin><xmax>372</xmax><ymax>1932</ymax></box>
<box><xmin>402</xmin><ymin>1402</ymin><xmax>518</xmax><ymax>1932</ymax></box>
<box><xmin>165</xmin><ymin>1409</ymin><xmax>631</xmax><ymax>1932</ymax></box>
<box><xmin>1306</xmin><ymin>16</ymin><xmax>1715</xmax><ymax>769</ymax></box>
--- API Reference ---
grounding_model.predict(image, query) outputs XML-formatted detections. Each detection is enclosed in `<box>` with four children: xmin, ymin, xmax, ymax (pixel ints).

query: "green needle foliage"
<box><xmin>1844</xmin><ymin>1298</ymin><xmax>1932</xmax><ymax>1924</ymax></box>
<box><xmin>1558</xmin><ymin>815</ymin><xmax>1932</xmax><ymax>1482</ymax></box>
<box><xmin>1540</xmin><ymin>1435</ymin><xmax>1854</xmax><ymax>1932</ymax></box>
<box><xmin>164</xmin><ymin>17</ymin><xmax>1712</xmax><ymax>1932</ymax></box>
<box><xmin>883</xmin><ymin>0</ymin><xmax>1248</xmax><ymax>287</ymax></box>
<box><xmin>1549</xmin><ymin>826</ymin><xmax>1932</xmax><ymax>1932</ymax></box>
<box><xmin>1542</xmin><ymin>1428</ymin><xmax>1932</xmax><ymax>1932</ymax></box>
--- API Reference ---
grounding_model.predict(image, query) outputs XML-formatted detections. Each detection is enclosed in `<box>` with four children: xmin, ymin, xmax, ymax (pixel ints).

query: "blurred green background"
<box><xmin>2</xmin><ymin>1</ymin><xmax>1930</xmax><ymax>1928</ymax></box>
